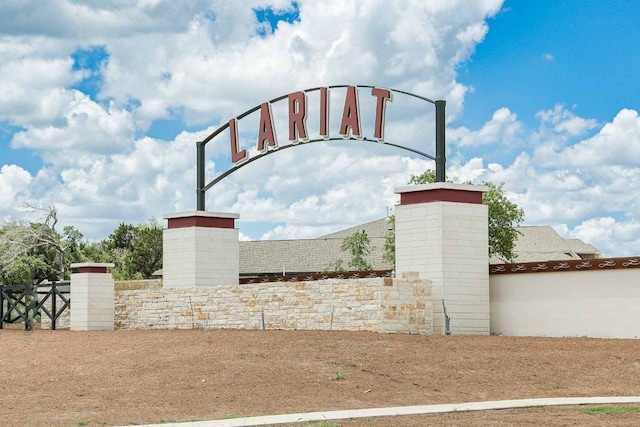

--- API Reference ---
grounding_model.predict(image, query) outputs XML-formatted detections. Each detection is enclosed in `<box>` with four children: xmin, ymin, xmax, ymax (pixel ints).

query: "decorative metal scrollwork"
<box><xmin>532</xmin><ymin>263</ymin><xmax>548</xmax><ymax>271</ymax></box>
<box><xmin>576</xmin><ymin>261</ymin><xmax>592</xmax><ymax>269</ymax></box>
<box><xmin>491</xmin><ymin>265</ymin><xmax>506</xmax><ymax>273</ymax></box>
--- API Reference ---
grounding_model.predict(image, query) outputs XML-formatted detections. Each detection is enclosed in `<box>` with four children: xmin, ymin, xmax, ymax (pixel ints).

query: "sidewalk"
<box><xmin>126</xmin><ymin>396</ymin><xmax>640</xmax><ymax>427</ymax></box>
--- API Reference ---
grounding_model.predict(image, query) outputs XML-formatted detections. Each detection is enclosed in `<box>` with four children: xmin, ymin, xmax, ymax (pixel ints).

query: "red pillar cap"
<box><xmin>70</xmin><ymin>262</ymin><xmax>115</xmax><ymax>274</ymax></box>
<box><xmin>163</xmin><ymin>211</ymin><xmax>240</xmax><ymax>229</ymax></box>
<box><xmin>395</xmin><ymin>182</ymin><xmax>488</xmax><ymax>205</ymax></box>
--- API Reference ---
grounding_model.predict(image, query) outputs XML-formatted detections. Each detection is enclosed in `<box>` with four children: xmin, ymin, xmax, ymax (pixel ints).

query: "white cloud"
<box><xmin>449</xmin><ymin>107</ymin><xmax>522</xmax><ymax>147</ymax></box>
<box><xmin>0</xmin><ymin>165</ymin><xmax>33</xmax><ymax>207</ymax></box>
<box><xmin>0</xmin><ymin>57</ymin><xmax>83</xmax><ymax>126</ymax></box>
<box><xmin>0</xmin><ymin>0</ymin><xmax>505</xmax><ymax>136</ymax></box>
<box><xmin>445</xmin><ymin>107</ymin><xmax>640</xmax><ymax>257</ymax></box>
<box><xmin>535</xmin><ymin>104</ymin><xmax>598</xmax><ymax>137</ymax></box>
<box><xmin>93</xmin><ymin>0</ymin><xmax>504</xmax><ymax>126</ymax></box>
<box><xmin>3</xmin><ymin>125</ymin><xmax>211</xmax><ymax>239</ymax></box>
<box><xmin>549</xmin><ymin>109</ymin><xmax>640</xmax><ymax>168</ymax></box>
<box><xmin>0</xmin><ymin>0</ymin><xmax>621</xmax><ymax>260</ymax></box>
<box><xmin>238</xmin><ymin>231</ymin><xmax>253</xmax><ymax>242</ymax></box>
<box><xmin>208</xmin><ymin>147</ymin><xmax>432</xmax><ymax>233</ymax></box>
<box><xmin>0</xmin><ymin>1</ymin><xmax>214</xmax><ymax>38</ymax></box>
<box><xmin>0</xmin><ymin>0</ymin><xmax>638</xmax><ymax>261</ymax></box>
<box><xmin>10</xmin><ymin>91</ymin><xmax>135</xmax><ymax>161</ymax></box>
<box><xmin>556</xmin><ymin>217</ymin><xmax>640</xmax><ymax>257</ymax></box>
<box><xmin>260</xmin><ymin>223</ymin><xmax>340</xmax><ymax>240</ymax></box>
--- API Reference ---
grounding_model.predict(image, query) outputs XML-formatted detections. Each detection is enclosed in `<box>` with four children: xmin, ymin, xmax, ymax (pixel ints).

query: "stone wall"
<box><xmin>114</xmin><ymin>276</ymin><xmax>432</xmax><ymax>334</ymax></box>
<box><xmin>38</xmin><ymin>280</ymin><xmax>158</xmax><ymax>330</ymax></box>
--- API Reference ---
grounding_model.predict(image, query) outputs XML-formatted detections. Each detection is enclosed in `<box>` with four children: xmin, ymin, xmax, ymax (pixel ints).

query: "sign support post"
<box><xmin>435</xmin><ymin>99</ymin><xmax>446</xmax><ymax>182</ymax></box>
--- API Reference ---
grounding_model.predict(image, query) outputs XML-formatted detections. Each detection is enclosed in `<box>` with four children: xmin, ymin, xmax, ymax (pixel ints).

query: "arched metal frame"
<box><xmin>196</xmin><ymin>85</ymin><xmax>446</xmax><ymax>211</ymax></box>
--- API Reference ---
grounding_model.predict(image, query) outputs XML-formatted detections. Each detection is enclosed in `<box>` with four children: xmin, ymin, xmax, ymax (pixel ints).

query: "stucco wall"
<box><xmin>114</xmin><ymin>277</ymin><xmax>432</xmax><ymax>334</ymax></box>
<box><xmin>490</xmin><ymin>262</ymin><xmax>640</xmax><ymax>339</ymax></box>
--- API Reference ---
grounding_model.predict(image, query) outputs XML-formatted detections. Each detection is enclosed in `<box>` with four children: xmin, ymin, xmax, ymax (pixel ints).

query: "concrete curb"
<box><xmin>127</xmin><ymin>396</ymin><xmax>640</xmax><ymax>427</ymax></box>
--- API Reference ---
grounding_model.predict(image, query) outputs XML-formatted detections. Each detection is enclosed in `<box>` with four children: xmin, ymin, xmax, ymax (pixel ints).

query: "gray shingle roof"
<box><xmin>319</xmin><ymin>218</ymin><xmax>394</xmax><ymax>239</ymax></box>
<box><xmin>156</xmin><ymin>219</ymin><xmax>600</xmax><ymax>276</ymax></box>
<box><xmin>239</xmin><ymin>218</ymin><xmax>395</xmax><ymax>275</ymax></box>
<box><xmin>564</xmin><ymin>238</ymin><xmax>601</xmax><ymax>257</ymax></box>
<box><xmin>243</xmin><ymin>221</ymin><xmax>600</xmax><ymax>273</ymax></box>
<box><xmin>489</xmin><ymin>225</ymin><xmax>598</xmax><ymax>264</ymax></box>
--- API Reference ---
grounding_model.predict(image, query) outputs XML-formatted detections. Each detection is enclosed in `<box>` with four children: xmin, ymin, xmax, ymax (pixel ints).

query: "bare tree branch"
<box><xmin>0</xmin><ymin>204</ymin><xmax>67</xmax><ymax>281</ymax></box>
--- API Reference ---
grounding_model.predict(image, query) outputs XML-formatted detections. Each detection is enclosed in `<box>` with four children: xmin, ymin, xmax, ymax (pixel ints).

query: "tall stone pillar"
<box><xmin>70</xmin><ymin>262</ymin><xmax>115</xmax><ymax>331</ymax></box>
<box><xmin>163</xmin><ymin>211</ymin><xmax>239</xmax><ymax>287</ymax></box>
<box><xmin>395</xmin><ymin>183</ymin><xmax>489</xmax><ymax>335</ymax></box>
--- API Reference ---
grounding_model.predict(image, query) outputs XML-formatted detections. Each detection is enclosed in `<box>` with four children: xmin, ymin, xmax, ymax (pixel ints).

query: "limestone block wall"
<box><xmin>114</xmin><ymin>277</ymin><xmax>432</xmax><ymax>334</ymax></box>
<box><xmin>37</xmin><ymin>279</ymin><xmax>159</xmax><ymax>330</ymax></box>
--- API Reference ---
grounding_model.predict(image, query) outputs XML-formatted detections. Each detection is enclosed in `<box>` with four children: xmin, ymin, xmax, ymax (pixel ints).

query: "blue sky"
<box><xmin>461</xmin><ymin>0</ymin><xmax>640</xmax><ymax>129</ymax></box>
<box><xmin>0</xmin><ymin>0</ymin><xmax>639</xmax><ymax>257</ymax></box>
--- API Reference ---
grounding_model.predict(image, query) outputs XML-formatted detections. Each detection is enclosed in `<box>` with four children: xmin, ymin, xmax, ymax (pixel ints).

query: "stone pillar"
<box><xmin>163</xmin><ymin>211</ymin><xmax>240</xmax><ymax>287</ymax></box>
<box><xmin>70</xmin><ymin>262</ymin><xmax>115</xmax><ymax>331</ymax></box>
<box><xmin>395</xmin><ymin>182</ymin><xmax>489</xmax><ymax>335</ymax></box>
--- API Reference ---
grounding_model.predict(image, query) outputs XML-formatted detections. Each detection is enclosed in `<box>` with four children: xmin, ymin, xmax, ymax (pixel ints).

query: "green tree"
<box><xmin>408</xmin><ymin>169</ymin><xmax>437</xmax><ymax>185</ymax></box>
<box><xmin>0</xmin><ymin>205</ymin><xmax>88</xmax><ymax>284</ymax></box>
<box><xmin>341</xmin><ymin>231</ymin><xmax>374</xmax><ymax>271</ymax></box>
<box><xmin>383</xmin><ymin>215</ymin><xmax>395</xmax><ymax>266</ymax></box>
<box><xmin>105</xmin><ymin>218</ymin><xmax>162</xmax><ymax>280</ymax></box>
<box><xmin>0</xmin><ymin>223</ymin><xmax>59</xmax><ymax>285</ymax></box>
<box><xmin>384</xmin><ymin>170</ymin><xmax>524</xmax><ymax>263</ymax></box>
<box><xmin>484</xmin><ymin>181</ymin><xmax>525</xmax><ymax>262</ymax></box>
<box><xmin>323</xmin><ymin>259</ymin><xmax>346</xmax><ymax>273</ymax></box>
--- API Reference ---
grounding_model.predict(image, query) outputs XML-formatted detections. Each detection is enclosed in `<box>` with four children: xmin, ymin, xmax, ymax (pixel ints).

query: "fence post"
<box><xmin>70</xmin><ymin>263</ymin><xmax>115</xmax><ymax>331</ymax></box>
<box><xmin>0</xmin><ymin>289</ymin><xmax>4</xmax><ymax>329</ymax></box>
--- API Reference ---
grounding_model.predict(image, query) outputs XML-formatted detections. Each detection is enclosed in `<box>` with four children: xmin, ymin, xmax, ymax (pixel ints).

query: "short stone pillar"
<box><xmin>395</xmin><ymin>182</ymin><xmax>489</xmax><ymax>335</ymax></box>
<box><xmin>163</xmin><ymin>211</ymin><xmax>240</xmax><ymax>287</ymax></box>
<box><xmin>70</xmin><ymin>262</ymin><xmax>115</xmax><ymax>331</ymax></box>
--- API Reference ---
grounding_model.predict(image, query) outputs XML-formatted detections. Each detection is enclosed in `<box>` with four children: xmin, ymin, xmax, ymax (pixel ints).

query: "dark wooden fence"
<box><xmin>0</xmin><ymin>281</ymin><xmax>70</xmax><ymax>330</ymax></box>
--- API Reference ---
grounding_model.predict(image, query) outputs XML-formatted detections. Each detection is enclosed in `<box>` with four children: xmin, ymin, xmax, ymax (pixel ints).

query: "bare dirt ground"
<box><xmin>1</xmin><ymin>329</ymin><xmax>639</xmax><ymax>427</ymax></box>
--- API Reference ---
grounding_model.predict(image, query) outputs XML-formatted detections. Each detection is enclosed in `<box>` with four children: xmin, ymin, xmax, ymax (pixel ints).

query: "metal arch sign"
<box><xmin>196</xmin><ymin>84</ymin><xmax>446</xmax><ymax>211</ymax></box>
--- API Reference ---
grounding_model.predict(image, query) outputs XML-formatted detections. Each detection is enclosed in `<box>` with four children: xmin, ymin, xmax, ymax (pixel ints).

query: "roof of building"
<box><xmin>564</xmin><ymin>238</ymin><xmax>601</xmax><ymax>257</ymax></box>
<box><xmin>240</xmin><ymin>220</ymin><xmax>601</xmax><ymax>274</ymax></box>
<box><xmin>489</xmin><ymin>225</ymin><xmax>576</xmax><ymax>264</ymax></box>
<box><xmin>319</xmin><ymin>218</ymin><xmax>394</xmax><ymax>240</ymax></box>
<box><xmin>154</xmin><ymin>218</ymin><xmax>601</xmax><ymax>277</ymax></box>
<box><xmin>490</xmin><ymin>226</ymin><xmax>601</xmax><ymax>263</ymax></box>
